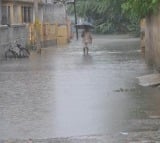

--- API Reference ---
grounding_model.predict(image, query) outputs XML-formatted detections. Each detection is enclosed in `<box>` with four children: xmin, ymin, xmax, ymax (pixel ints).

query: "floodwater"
<box><xmin>0</xmin><ymin>35</ymin><xmax>159</xmax><ymax>140</ymax></box>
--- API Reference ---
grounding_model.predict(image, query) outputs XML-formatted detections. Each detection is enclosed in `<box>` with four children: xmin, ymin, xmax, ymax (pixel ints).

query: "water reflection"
<box><xmin>81</xmin><ymin>55</ymin><xmax>93</xmax><ymax>65</ymax></box>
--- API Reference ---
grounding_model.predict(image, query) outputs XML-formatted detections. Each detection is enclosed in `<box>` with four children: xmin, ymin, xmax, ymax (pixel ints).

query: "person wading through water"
<box><xmin>81</xmin><ymin>28</ymin><xmax>92</xmax><ymax>55</ymax></box>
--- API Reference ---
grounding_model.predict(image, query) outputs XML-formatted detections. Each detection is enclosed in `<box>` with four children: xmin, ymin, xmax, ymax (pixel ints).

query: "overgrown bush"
<box><xmin>67</xmin><ymin>0</ymin><xmax>139</xmax><ymax>34</ymax></box>
<box><xmin>67</xmin><ymin>0</ymin><xmax>160</xmax><ymax>34</ymax></box>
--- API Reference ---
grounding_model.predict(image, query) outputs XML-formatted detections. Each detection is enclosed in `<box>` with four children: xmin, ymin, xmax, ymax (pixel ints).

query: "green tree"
<box><xmin>68</xmin><ymin>0</ymin><xmax>139</xmax><ymax>34</ymax></box>
<box><xmin>122</xmin><ymin>0</ymin><xmax>160</xmax><ymax>19</ymax></box>
<box><xmin>121</xmin><ymin>0</ymin><xmax>160</xmax><ymax>36</ymax></box>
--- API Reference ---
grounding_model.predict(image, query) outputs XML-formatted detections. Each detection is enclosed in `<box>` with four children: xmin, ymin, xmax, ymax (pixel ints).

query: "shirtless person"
<box><xmin>81</xmin><ymin>28</ymin><xmax>92</xmax><ymax>55</ymax></box>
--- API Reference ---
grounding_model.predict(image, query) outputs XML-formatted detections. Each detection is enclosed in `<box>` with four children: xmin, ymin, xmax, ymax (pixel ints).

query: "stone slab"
<box><xmin>137</xmin><ymin>74</ymin><xmax>160</xmax><ymax>87</ymax></box>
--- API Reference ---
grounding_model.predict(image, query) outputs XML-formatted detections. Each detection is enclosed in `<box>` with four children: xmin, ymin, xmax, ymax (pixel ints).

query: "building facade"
<box><xmin>0</xmin><ymin>0</ymin><xmax>66</xmax><ymax>25</ymax></box>
<box><xmin>0</xmin><ymin>0</ymin><xmax>70</xmax><ymax>59</ymax></box>
<box><xmin>1</xmin><ymin>0</ymin><xmax>43</xmax><ymax>25</ymax></box>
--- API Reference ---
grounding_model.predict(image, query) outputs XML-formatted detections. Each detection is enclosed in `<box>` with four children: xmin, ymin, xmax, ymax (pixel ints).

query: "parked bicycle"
<box><xmin>5</xmin><ymin>42</ymin><xmax>19</xmax><ymax>58</ymax></box>
<box><xmin>16</xmin><ymin>42</ymin><xmax>30</xmax><ymax>58</ymax></box>
<box><xmin>5</xmin><ymin>41</ymin><xmax>30</xmax><ymax>58</ymax></box>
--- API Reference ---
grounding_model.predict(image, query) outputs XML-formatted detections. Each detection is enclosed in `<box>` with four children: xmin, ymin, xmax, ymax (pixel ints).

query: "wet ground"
<box><xmin>0</xmin><ymin>35</ymin><xmax>160</xmax><ymax>142</ymax></box>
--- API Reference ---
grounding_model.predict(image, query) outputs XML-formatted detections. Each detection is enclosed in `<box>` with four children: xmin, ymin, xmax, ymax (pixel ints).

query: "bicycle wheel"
<box><xmin>19</xmin><ymin>49</ymin><xmax>30</xmax><ymax>57</ymax></box>
<box><xmin>5</xmin><ymin>50</ymin><xmax>17</xmax><ymax>58</ymax></box>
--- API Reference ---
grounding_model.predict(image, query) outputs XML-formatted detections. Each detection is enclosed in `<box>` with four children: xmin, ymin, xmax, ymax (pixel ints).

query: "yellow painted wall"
<box><xmin>29</xmin><ymin>23</ymin><xmax>69</xmax><ymax>45</ymax></box>
<box><xmin>57</xmin><ymin>25</ymin><xmax>68</xmax><ymax>45</ymax></box>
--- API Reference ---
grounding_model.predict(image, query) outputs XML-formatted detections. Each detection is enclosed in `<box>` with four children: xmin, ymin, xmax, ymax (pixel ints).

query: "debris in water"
<box><xmin>120</xmin><ymin>132</ymin><xmax>128</xmax><ymax>135</ymax></box>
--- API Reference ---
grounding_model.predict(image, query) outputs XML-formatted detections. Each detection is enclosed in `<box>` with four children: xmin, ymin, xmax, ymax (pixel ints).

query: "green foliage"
<box><xmin>68</xmin><ymin>0</ymin><xmax>160</xmax><ymax>34</ymax></box>
<box><xmin>68</xmin><ymin>0</ymin><xmax>139</xmax><ymax>34</ymax></box>
<box><xmin>121</xmin><ymin>0</ymin><xmax>160</xmax><ymax>36</ymax></box>
<box><xmin>122</xmin><ymin>0</ymin><xmax>160</xmax><ymax>19</ymax></box>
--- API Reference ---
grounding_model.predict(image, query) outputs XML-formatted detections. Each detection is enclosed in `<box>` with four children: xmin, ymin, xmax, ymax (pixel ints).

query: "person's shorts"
<box><xmin>83</xmin><ymin>42</ymin><xmax>91</xmax><ymax>48</ymax></box>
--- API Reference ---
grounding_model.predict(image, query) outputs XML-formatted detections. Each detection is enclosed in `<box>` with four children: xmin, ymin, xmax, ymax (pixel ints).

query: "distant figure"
<box><xmin>81</xmin><ymin>28</ymin><xmax>92</xmax><ymax>55</ymax></box>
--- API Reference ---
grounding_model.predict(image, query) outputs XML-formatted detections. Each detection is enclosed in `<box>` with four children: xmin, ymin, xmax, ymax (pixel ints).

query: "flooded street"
<box><xmin>0</xmin><ymin>35</ymin><xmax>160</xmax><ymax>142</ymax></box>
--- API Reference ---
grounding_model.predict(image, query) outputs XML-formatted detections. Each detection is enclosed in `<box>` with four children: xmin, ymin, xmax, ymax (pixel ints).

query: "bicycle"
<box><xmin>16</xmin><ymin>42</ymin><xmax>30</xmax><ymax>58</ymax></box>
<box><xmin>5</xmin><ymin>42</ymin><xmax>19</xmax><ymax>59</ymax></box>
<box><xmin>5</xmin><ymin>41</ymin><xmax>30</xmax><ymax>58</ymax></box>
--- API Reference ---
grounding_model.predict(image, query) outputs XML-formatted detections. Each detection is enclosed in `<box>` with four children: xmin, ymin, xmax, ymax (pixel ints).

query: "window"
<box><xmin>1</xmin><ymin>6</ymin><xmax>10</xmax><ymax>25</ymax></box>
<box><xmin>22</xmin><ymin>6</ymin><xmax>33</xmax><ymax>23</ymax></box>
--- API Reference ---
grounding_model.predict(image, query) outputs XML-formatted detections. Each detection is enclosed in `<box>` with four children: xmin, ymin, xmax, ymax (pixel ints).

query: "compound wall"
<box><xmin>0</xmin><ymin>24</ymin><xmax>29</xmax><ymax>59</ymax></box>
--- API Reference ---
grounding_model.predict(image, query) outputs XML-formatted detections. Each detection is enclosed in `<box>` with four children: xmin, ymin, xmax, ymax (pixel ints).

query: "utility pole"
<box><xmin>0</xmin><ymin>0</ymin><xmax>2</xmax><ymax>24</ymax></box>
<box><xmin>34</xmin><ymin>1</ymin><xmax>38</xmax><ymax>22</ymax></box>
<box><xmin>73</xmin><ymin>0</ymin><xmax>78</xmax><ymax>40</ymax></box>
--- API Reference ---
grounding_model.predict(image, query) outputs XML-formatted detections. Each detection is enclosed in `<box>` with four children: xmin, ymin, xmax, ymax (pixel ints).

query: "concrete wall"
<box><xmin>142</xmin><ymin>11</ymin><xmax>160</xmax><ymax>68</ymax></box>
<box><xmin>43</xmin><ymin>4</ymin><xmax>66</xmax><ymax>24</ymax></box>
<box><xmin>0</xmin><ymin>24</ymin><xmax>29</xmax><ymax>59</ymax></box>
